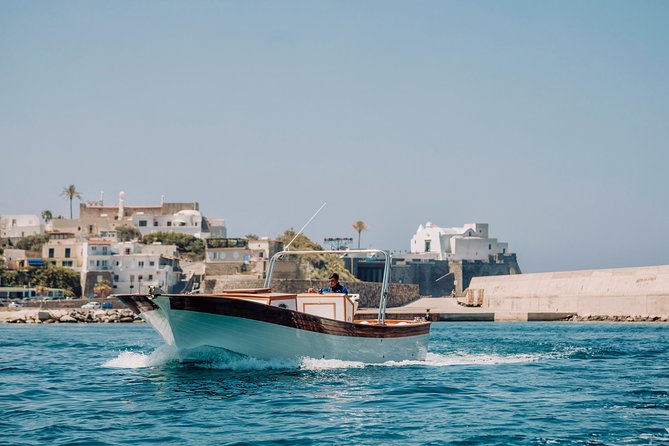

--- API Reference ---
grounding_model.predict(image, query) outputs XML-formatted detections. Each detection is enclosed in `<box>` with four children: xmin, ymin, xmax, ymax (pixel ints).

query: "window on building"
<box><xmin>65</xmin><ymin>248</ymin><xmax>71</xmax><ymax>258</ymax></box>
<box><xmin>148</xmin><ymin>275</ymin><xmax>153</xmax><ymax>280</ymax></box>
<box><xmin>167</xmin><ymin>221</ymin><xmax>172</xmax><ymax>227</ymax></box>
<box><xmin>89</xmin><ymin>225</ymin><xmax>94</xmax><ymax>233</ymax></box>
<box><xmin>489</xmin><ymin>244</ymin><xmax>492</xmax><ymax>250</ymax></box>
<box><xmin>114</xmin><ymin>275</ymin><xmax>119</xmax><ymax>281</ymax></box>
<box><xmin>48</xmin><ymin>248</ymin><xmax>54</xmax><ymax>258</ymax></box>
<box><xmin>424</xmin><ymin>240</ymin><xmax>431</xmax><ymax>252</ymax></box>
<box><xmin>92</xmin><ymin>246</ymin><xmax>97</xmax><ymax>252</ymax></box>
<box><xmin>62</xmin><ymin>261</ymin><xmax>73</xmax><ymax>267</ymax></box>
<box><xmin>149</xmin><ymin>261</ymin><xmax>155</xmax><ymax>266</ymax></box>
<box><xmin>125</xmin><ymin>248</ymin><xmax>131</xmax><ymax>255</ymax></box>
<box><xmin>49</xmin><ymin>260</ymin><xmax>56</xmax><ymax>266</ymax></box>
<box><xmin>138</xmin><ymin>220</ymin><xmax>147</xmax><ymax>227</ymax></box>
<box><xmin>153</xmin><ymin>221</ymin><xmax>158</xmax><ymax>226</ymax></box>
<box><xmin>139</xmin><ymin>261</ymin><xmax>144</xmax><ymax>268</ymax></box>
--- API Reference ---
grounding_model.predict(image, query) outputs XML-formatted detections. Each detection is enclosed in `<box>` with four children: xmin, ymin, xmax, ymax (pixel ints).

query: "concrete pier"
<box><xmin>357</xmin><ymin>264</ymin><xmax>669</xmax><ymax>321</ymax></box>
<box><xmin>467</xmin><ymin>264</ymin><xmax>669</xmax><ymax>317</ymax></box>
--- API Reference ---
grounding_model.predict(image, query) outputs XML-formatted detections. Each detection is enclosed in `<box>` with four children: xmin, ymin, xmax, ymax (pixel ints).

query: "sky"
<box><xmin>1</xmin><ymin>1</ymin><xmax>668</xmax><ymax>273</ymax></box>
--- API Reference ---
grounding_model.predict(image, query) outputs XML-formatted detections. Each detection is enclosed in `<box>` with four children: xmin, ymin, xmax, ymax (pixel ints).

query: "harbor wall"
<box><xmin>467</xmin><ymin>265</ymin><xmax>669</xmax><ymax>316</ymax></box>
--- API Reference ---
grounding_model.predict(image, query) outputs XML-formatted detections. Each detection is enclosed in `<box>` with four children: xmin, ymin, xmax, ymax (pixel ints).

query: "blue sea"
<box><xmin>1</xmin><ymin>323</ymin><xmax>668</xmax><ymax>445</ymax></box>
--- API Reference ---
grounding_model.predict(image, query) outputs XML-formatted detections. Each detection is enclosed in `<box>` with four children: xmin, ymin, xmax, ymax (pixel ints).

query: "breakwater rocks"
<box><xmin>567</xmin><ymin>314</ymin><xmax>669</xmax><ymax>322</ymax></box>
<box><xmin>2</xmin><ymin>309</ymin><xmax>143</xmax><ymax>324</ymax></box>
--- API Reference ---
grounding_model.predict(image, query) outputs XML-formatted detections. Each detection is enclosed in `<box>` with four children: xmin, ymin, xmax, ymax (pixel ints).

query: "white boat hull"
<box><xmin>120</xmin><ymin>294</ymin><xmax>430</xmax><ymax>363</ymax></box>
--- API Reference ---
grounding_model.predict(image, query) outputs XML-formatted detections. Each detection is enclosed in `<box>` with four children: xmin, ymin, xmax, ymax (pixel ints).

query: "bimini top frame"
<box><xmin>264</xmin><ymin>249</ymin><xmax>392</xmax><ymax>324</ymax></box>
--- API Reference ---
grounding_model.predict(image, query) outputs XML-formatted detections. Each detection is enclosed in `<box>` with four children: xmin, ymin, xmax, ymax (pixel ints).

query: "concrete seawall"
<box><xmin>467</xmin><ymin>264</ymin><xmax>669</xmax><ymax>317</ymax></box>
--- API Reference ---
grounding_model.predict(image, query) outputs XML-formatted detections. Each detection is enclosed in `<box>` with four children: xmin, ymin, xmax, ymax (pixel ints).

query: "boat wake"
<box><xmin>103</xmin><ymin>348</ymin><xmax>550</xmax><ymax>371</ymax></box>
<box><xmin>102</xmin><ymin>345</ymin><xmax>179</xmax><ymax>369</ymax></box>
<box><xmin>300</xmin><ymin>351</ymin><xmax>544</xmax><ymax>370</ymax></box>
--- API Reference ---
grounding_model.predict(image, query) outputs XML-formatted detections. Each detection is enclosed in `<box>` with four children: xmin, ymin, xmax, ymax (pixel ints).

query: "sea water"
<box><xmin>1</xmin><ymin>323</ymin><xmax>668</xmax><ymax>445</ymax></box>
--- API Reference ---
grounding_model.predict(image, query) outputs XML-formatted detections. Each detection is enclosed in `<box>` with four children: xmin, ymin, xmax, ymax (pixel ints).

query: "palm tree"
<box><xmin>41</xmin><ymin>210</ymin><xmax>53</xmax><ymax>224</ymax></box>
<box><xmin>352</xmin><ymin>220</ymin><xmax>368</xmax><ymax>249</ymax></box>
<box><xmin>60</xmin><ymin>185</ymin><xmax>82</xmax><ymax>219</ymax></box>
<box><xmin>93</xmin><ymin>280</ymin><xmax>112</xmax><ymax>299</ymax></box>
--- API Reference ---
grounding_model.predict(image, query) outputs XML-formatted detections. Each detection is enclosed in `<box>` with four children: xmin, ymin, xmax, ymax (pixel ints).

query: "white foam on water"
<box><xmin>300</xmin><ymin>357</ymin><xmax>367</xmax><ymax>370</ymax></box>
<box><xmin>298</xmin><ymin>351</ymin><xmax>543</xmax><ymax>370</ymax></box>
<box><xmin>103</xmin><ymin>346</ymin><xmax>548</xmax><ymax>371</ymax></box>
<box><xmin>102</xmin><ymin>345</ymin><xmax>179</xmax><ymax>369</ymax></box>
<box><xmin>419</xmin><ymin>351</ymin><xmax>544</xmax><ymax>366</ymax></box>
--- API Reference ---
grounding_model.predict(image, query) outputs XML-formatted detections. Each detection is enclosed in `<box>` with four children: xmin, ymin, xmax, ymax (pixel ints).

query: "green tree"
<box><xmin>142</xmin><ymin>232</ymin><xmax>205</xmax><ymax>260</ymax></box>
<box><xmin>352</xmin><ymin>220</ymin><xmax>368</xmax><ymax>249</ymax></box>
<box><xmin>60</xmin><ymin>184</ymin><xmax>83</xmax><ymax>219</ymax></box>
<box><xmin>275</xmin><ymin>229</ymin><xmax>355</xmax><ymax>281</ymax></box>
<box><xmin>245</xmin><ymin>234</ymin><xmax>259</xmax><ymax>240</ymax></box>
<box><xmin>41</xmin><ymin>210</ymin><xmax>53</xmax><ymax>224</ymax></box>
<box><xmin>15</xmin><ymin>234</ymin><xmax>50</xmax><ymax>252</ymax></box>
<box><xmin>93</xmin><ymin>280</ymin><xmax>112</xmax><ymax>298</ymax></box>
<box><xmin>0</xmin><ymin>270</ymin><xmax>18</xmax><ymax>286</ymax></box>
<box><xmin>30</xmin><ymin>265</ymin><xmax>81</xmax><ymax>297</ymax></box>
<box><xmin>117</xmin><ymin>225</ymin><xmax>142</xmax><ymax>242</ymax></box>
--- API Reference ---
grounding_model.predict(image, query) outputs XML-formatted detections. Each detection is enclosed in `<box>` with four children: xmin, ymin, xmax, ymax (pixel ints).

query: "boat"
<box><xmin>115</xmin><ymin>249</ymin><xmax>431</xmax><ymax>363</ymax></box>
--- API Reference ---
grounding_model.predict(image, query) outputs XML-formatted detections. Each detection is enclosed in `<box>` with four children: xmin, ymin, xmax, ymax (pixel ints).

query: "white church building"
<box><xmin>409</xmin><ymin>222</ymin><xmax>509</xmax><ymax>261</ymax></box>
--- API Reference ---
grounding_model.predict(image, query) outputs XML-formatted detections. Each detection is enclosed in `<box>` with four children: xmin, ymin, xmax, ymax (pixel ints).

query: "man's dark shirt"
<box><xmin>320</xmin><ymin>283</ymin><xmax>347</xmax><ymax>294</ymax></box>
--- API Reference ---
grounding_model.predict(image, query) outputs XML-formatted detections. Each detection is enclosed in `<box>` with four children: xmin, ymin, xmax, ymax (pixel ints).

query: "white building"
<box><xmin>409</xmin><ymin>222</ymin><xmax>509</xmax><ymax>261</ymax></box>
<box><xmin>80</xmin><ymin>240</ymin><xmax>181</xmax><ymax>295</ymax></box>
<box><xmin>82</xmin><ymin>240</ymin><xmax>114</xmax><ymax>272</ymax></box>
<box><xmin>0</xmin><ymin>215</ymin><xmax>43</xmax><ymax>240</ymax></box>
<box><xmin>132</xmin><ymin>209</ymin><xmax>208</xmax><ymax>239</ymax></box>
<box><xmin>111</xmin><ymin>251</ymin><xmax>181</xmax><ymax>294</ymax></box>
<box><xmin>112</xmin><ymin>241</ymin><xmax>181</xmax><ymax>294</ymax></box>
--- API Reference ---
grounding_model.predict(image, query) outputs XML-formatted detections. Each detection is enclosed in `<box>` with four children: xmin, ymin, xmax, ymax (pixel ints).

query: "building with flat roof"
<box><xmin>0</xmin><ymin>215</ymin><xmax>43</xmax><ymax>241</ymax></box>
<box><xmin>409</xmin><ymin>222</ymin><xmax>509</xmax><ymax>262</ymax></box>
<box><xmin>78</xmin><ymin>192</ymin><xmax>225</xmax><ymax>239</ymax></box>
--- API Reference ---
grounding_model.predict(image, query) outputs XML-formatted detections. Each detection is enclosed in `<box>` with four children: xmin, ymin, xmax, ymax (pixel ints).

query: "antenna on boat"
<box><xmin>284</xmin><ymin>202</ymin><xmax>327</xmax><ymax>251</ymax></box>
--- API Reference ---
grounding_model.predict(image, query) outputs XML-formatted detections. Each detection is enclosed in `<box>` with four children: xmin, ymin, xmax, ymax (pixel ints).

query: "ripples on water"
<box><xmin>1</xmin><ymin>323</ymin><xmax>668</xmax><ymax>445</ymax></box>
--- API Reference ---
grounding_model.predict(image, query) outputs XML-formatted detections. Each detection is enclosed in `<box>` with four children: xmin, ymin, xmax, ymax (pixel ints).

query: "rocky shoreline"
<box><xmin>0</xmin><ymin>309</ymin><xmax>143</xmax><ymax>324</ymax></box>
<box><xmin>566</xmin><ymin>314</ymin><xmax>669</xmax><ymax>322</ymax></box>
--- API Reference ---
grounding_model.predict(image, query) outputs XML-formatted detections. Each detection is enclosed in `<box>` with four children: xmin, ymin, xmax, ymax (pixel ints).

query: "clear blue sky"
<box><xmin>1</xmin><ymin>1</ymin><xmax>668</xmax><ymax>273</ymax></box>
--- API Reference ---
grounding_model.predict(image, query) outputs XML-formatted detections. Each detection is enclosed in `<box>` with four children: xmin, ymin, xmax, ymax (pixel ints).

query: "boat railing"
<box><xmin>264</xmin><ymin>249</ymin><xmax>391</xmax><ymax>324</ymax></box>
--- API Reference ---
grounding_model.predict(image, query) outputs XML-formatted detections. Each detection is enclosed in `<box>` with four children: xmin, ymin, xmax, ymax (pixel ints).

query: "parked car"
<box><xmin>8</xmin><ymin>301</ymin><xmax>23</xmax><ymax>309</ymax></box>
<box><xmin>81</xmin><ymin>302</ymin><xmax>101</xmax><ymax>310</ymax></box>
<box><xmin>102</xmin><ymin>302</ymin><xmax>113</xmax><ymax>309</ymax></box>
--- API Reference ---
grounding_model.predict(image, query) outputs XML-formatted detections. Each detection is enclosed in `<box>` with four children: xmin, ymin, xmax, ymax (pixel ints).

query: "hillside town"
<box><xmin>0</xmin><ymin>189</ymin><xmax>519</xmax><ymax>303</ymax></box>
